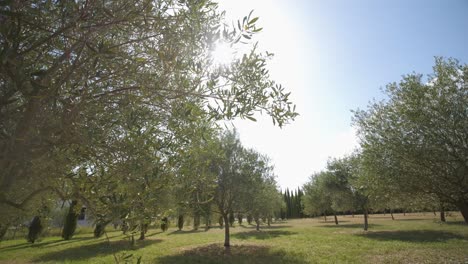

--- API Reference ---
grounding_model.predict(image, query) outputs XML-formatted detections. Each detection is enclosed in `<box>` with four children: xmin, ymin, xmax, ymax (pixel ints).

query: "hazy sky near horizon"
<box><xmin>217</xmin><ymin>0</ymin><xmax>468</xmax><ymax>190</ymax></box>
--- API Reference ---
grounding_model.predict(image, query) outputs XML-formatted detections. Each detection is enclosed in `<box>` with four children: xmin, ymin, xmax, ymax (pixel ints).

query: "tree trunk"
<box><xmin>433</xmin><ymin>210</ymin><xmax>436</xmax><ymax>216</ymax></box>
<box><xmin>255</xmin><ymin>217</ymin><xmax>260</xmax><ymax>231</ymax></box>
<box><xmin>390</xmin><ymin>209</ymin><xmax>394</xmax><ymax>220</ymax></box>
<box><xmin>194</xmin><ymin>214</ymin><xmax>200</xmax><ymax>230</ymax></box>
<box><xmin>363</xmin><ymin>208</ymin><xmax>369</xmax><ymax>231</ymax></box>
<box><xmin>351</xmin><ymin>211</ymin><xmax>354</xmax><ymax>218</ymax></box>
<box><xmin>139</xmin><ymin>223</ymin><xmax>147</xmax><ymax>240</ymax></box>
<box><xmin>178</xmin><ymin>215</ymin><xmax>184</xmax><ymax>231</ymax></box>
<box><xmin>333</xmin><ymin>212</ymin><xmax>338</xmax><ymax>225</ymax></box>
<box><xmin>0</xmin><ymin>223</ymin><xmax>9</xmax><ymax>240</ymax></box>
<box><xmin>12</xmin><ymin>226</ymin><xmax>17</xmax><ymax>239</ymax></box>
<box><xmin>323</xmin><ymin>213</ymin><xmax>327</xmax><ymax>222</ymax></box>
<box><xmin>456</xmin><ymin>201</ymin><xmax>468</xmax><ymax>224</ymax></box>
<box><xmin>223</xmin><ymin>214</ymin><xmax>230</xmax><ymax>247</ymax></box>
<box><xmin>440</xmin><ymin>205</ymin><xmax>446</xmax><ymax>222</ymax></box>
<box><xmin>205</xmin><ymin>214</ymin><xmax>211</xmax><ymax>230</ymax></box>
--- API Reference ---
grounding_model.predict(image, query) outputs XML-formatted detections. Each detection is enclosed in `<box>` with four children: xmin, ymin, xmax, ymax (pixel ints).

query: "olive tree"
<box><xmin>0</xmin><ymin>0</ymin><xmax>297</xmax><ymax>215</ymax></box>
<box><xmin>353</xmin><ymin>58</ymin><xmax>468</xmax><ymax>223</ymax></box>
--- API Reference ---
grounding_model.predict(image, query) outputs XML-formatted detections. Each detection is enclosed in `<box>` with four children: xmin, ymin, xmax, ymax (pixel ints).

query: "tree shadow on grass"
<box><xmin>394</xmin><ymin>218</ymin><xmax>432</xmax><ymax>222</ymax></box>
<box><xmin>444</xmin><ymin>221</ymin><xmax>468</xmax><ymax>226</ymax></box>
<box><xmin>232</xmin><ymin>230</ymin><xmax>296</xmax><ymax>240</ymax></box>
<box><xmin>316</xmin><ymin>220</ymin><xmax>352</xmax><ymax>224</ymax></box>
<box><xmin>168</xmin><ymin>230</ymin><xmax>206</xmax><ymax>236</ymax></box>
<box><xmin>156</xmin><ymin>243</ymin><xmax>307</xmax><ymax>264</ymax></box>
<box><xmin>0</xmin><ymin>236</ymin><xmax>95</xmax><ymax>251</ymax></box>
<box><xmin>239</xmin><ymin>225</ymin><xmax>292</xmax><ymax>230</ymax></box>
<box><xmin>321</xmin><ymin>223</ymin><xmax>382</xmax><ymax>229</ymax></box>
<box><xmin>34</xmin><ymin>239</ymin><xmax>161</xmax><ymax>262</ymax></box>
<box><xmin>144</xmin><ymin>230</ymin><xmax>164</xmax><ymax>238</ymax></box>
<box><xmin>357</xmin><ymin>230</ymin><xmax>467</xmax><ymax>243</ymax></box>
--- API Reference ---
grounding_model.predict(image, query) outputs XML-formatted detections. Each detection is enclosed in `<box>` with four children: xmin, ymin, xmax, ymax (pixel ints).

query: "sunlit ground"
<box><xmin>0</xmin><ymin>213</ymin><xmax>467</xmax><ymax>264</ymax></box>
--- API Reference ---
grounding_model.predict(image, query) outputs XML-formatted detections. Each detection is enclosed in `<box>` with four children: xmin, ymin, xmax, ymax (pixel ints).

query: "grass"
<box><xmin>0</xmin><ymin>213</ymin><xmax>467</xmax><ymax>263</ymax></box>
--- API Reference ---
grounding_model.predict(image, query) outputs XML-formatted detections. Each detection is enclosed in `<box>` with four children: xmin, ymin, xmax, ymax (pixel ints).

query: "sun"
<box><xmin>211</xmin><ymin>41</ymin><xmax>234</xmax><ymax>66</ymax></box>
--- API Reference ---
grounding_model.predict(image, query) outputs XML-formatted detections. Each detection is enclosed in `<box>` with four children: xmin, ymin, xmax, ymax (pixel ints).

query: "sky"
<box><xmin>216</xmin><ymin>0</ymin><xmax>468</xmax><ymax>191</ymax></box>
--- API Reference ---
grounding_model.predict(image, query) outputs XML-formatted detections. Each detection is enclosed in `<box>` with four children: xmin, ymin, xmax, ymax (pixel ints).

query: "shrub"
<box><xmin>62</xmin><ymin>201</ymin><xmax>78</xmax><ymax>240</ymax></box>
<box><xmin>177</xmin><ymin>215</ymin><xmax>184</xmax><ymax>231</ymax></box>
<box><xmin>27</xmin><ymin>216</ymin><xmax>43</xmax><ymax>243</ymax></box>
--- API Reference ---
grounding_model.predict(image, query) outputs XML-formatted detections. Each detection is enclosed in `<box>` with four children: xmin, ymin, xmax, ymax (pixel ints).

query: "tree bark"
<box><xmin>0</xmin><ymin>223</ymin><xmax>9</xmax><ymax>240</ymax></box>
<box><xmin>333</xmin><ymin>212</ymin><xmax>338</xmax><ymax>225</ymax></box>
<box><xmin>205</xmin><ymin>214</ymin><xmax>211</xmax><ymax>230</ymax></box>
<box><xmin>139</xmin><ymin>223</ymin><xmax>147</xmax><ymax>240</ymax></box>
<box><xmin>255</xmin><ymin>217</ymin><xmax>260</xmax><ymax>231</ymax></box>
<box><xmin>223</xmin><ymin>214</ymin><xmax>230</xmax><ymax>247</ymax></box>
<box><xmin>440</xmin><ymin>205</ymin><xmax>446</xmax><ymax>222</ymax></box>
<box><xmin>390</xmin><ymin>208</ymin><xmax>394</xmax><ymax>220</ymax></box>
<box><xmin>364</xmin><ymin>208</ymin><xmax>369</xmax><ymax>231</ymax></box>
<box><xmin>456</xmin><ymin>201</ymin><xmax>468</xmax><ymax>224</ymax></box>
<box><xmin>178</xmin><ymin>215</ymin><xmax>184</xmax><ymax>231</ymax></box>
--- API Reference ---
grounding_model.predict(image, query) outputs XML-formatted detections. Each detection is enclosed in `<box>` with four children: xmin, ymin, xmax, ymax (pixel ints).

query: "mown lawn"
<box><xmin>0</xmin><ymin>213</ymin><xmax>467</xmax><ymax>264</ymax></box>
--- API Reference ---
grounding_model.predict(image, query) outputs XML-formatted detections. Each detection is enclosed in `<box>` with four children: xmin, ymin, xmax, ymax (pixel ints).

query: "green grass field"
<box><xmin>1</xmin><ymin>213</ymin><xmax>467</xmax><ymax>264</ymax></box>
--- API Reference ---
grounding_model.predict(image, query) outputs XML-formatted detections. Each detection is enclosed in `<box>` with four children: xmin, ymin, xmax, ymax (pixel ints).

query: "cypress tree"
<box><xmin>229</xmin><ymin>212</ymin><xmax>235</xmax><ymax>227</ymax></box>
<box><xmin>139</xmin><ymin>222</ymin><xmax>148</xmax><ymax>240</ymax></box>
<box><xmin>254</xmin><ymin>216</ymin><xmax>260</xmax><ymax>231</ymax></box>
<box><xmin>193</xmin><ymin>214</ymin><xmax>200</xmax><ymax>230</ymax></box>
<box><xmin>62</xmin><ymin>200</ymin><xmax>78</xmax><ymax>240</ymax></box>
<box><xmin>247</xmin><ymin>214</ymin><xmax>253</xmax><ymax>225</ymax></box>
<box><xmin>286</xmin><ymin>188</ymin><xmax>292</xmax><ymax>218</ymax></box>
<box><xmin>27</xmin><ymin>216</ymin><xmax>43</xmax><ymax>243</ymax></box>
<box><xmin>204</xmin><ymin>215</ymin><xmax>211</xmax><ymax>230</ymax></box>
<box><xmin>160</xmin><ymin>217</ymin><xmax>169</xmax><ymax>232</ymax></box>
<box><xmin>121</xmin><ymin>220</ymin><xmax>129</xmax><ymax>234</ymax></box>
<box><xmin>94</xmin><ymin>221</ymin><xmax>107</xmax><ymax>238</ymax></box>
<box><xmin>237</xmin><ymin>214</ymin><xmax>243</xmax><ymax>225</ymax></box>
<box><xmin>177</xmin><ymin>215</ymin><xmax>184</xmax><ymax>231</ymax></box>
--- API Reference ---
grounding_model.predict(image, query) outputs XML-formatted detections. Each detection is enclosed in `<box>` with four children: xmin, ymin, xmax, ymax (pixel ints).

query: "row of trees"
<box><xmin>0</xmin><ymin>0</ymin><xmax>297</xmax><ymax>247</ymax></box>
<box><xmin>280</xmin><ymin>188</ymin><xmax>304</xmax><ymax>219</ymax></box>
<box><xmin>302</xmin><ymin>58</ymin><xmax>468</xmax><ymax>229</ymax></box>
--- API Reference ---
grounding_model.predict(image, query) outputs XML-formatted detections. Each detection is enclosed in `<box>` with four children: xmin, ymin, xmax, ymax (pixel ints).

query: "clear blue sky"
<box><xmin>218</xmin><ymin>0</ymin><xmax>468</xmax><ymax>190</ymax></box>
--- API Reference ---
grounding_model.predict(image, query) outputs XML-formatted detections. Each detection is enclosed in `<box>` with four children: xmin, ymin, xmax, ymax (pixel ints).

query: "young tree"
<box><xmin>325</xmin><ymin>158</ymin><xmax>356</xmax><ymax>224</ymax></box>
<box><xmin>302</xmin><ymin>172</ymin><xmax>332</xmax><ymax>221</ymax></box>
<box><xmin>245</xmin><ymin>178</ymin><xmax>282</xmax><ymax>230</ymax></box>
